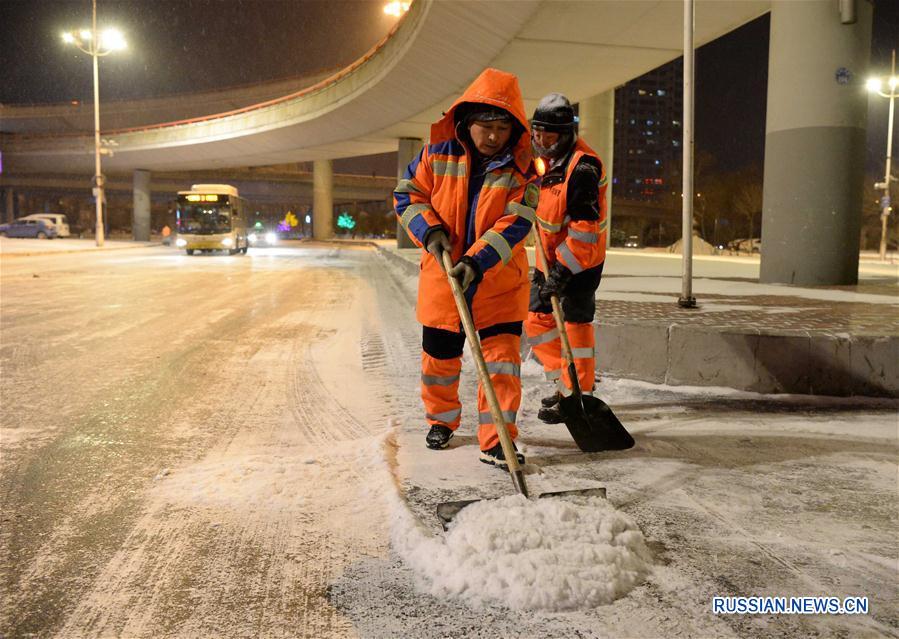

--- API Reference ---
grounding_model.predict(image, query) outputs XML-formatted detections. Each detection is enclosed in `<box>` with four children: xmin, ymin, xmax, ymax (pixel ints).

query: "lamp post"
<box><xmin>679</xmin><ymin>0</ymin><xmax>697</xmax><ymax>308</ymax></box>
<box><xmin>62</xmin><ymin>0</ymin><xmax>126</xmax><ymax>247</ymax></box>
<box><xmin>867</xmin><ymin>49</ymin><xmax>897</xmax><ymax>262</ymax></box>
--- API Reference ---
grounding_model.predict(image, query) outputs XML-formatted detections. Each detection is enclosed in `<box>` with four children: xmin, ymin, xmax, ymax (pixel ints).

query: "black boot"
<box><xmin>541</xmin><ymin>392</ymin><xmax>561</xmax><ymax>408</ymax></box>
<box><xmin>425</xmin><ymin>424</ymin><xmax>454</xmax><ymax>450</ymax></box>
<box><xmin>479</xmin><ymin>442</ymin><xmax>525</xmax><ymax>470</ymax></box>
<box><xmin>537</xmin><ymin>404</ymin><xmax>566</xmax><ymax>424</ymax></box>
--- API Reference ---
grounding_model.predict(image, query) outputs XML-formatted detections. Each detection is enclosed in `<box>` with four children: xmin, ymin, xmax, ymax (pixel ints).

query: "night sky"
<box><xmin>0</xmin><ymin>0</ymin><xmax>394</xmax><ymax>104</ymax></box>
<box><xmin>1</xmin><ymin>0</ymin><xmax>897</xmax><ymax>175</ymax></box>
<box><xmin>694</xmin><ymin>13</ymin><xmax>770</xmax><ymax>173</ymax></box>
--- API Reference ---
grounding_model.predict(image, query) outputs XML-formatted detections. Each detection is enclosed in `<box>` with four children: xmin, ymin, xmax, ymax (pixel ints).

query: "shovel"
<box><xmin>531</xmin><ymin>228</ymin><xmax>635</xmax><ymax>453</ymax></box>
<box><xmin>435</xmin><ymin>250</ymin><xmax>606</xmax><ymax>530</ymax></box>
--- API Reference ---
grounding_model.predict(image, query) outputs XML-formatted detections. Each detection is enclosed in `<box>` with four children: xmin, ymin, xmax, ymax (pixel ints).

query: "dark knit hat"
<box><xmin>464</xmin><ymin>104</ymin><xmax>514</xmax><ymax>124</ymax></box>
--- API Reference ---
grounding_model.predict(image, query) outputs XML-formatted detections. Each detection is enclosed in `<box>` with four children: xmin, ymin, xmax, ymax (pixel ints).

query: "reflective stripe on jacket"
<box><xmin>535</xmin><ymin>138</ymin><xmax>607</xmax><ymax>275</ymax></box>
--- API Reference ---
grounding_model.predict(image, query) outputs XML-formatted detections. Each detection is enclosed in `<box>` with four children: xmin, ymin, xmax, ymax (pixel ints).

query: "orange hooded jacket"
<box><xmin>394</xmin><ymin>68</ymin><xmax>538</xmax><ymax>331</ymax></box>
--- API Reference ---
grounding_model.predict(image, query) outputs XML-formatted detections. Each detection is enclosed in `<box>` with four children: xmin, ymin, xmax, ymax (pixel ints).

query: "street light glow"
<box><xmin>866</xmin><ymin>78</ymin><xmax>882</xmax><ymax>92</ymax></box>
<box><xmin>62</xmin><ymin>32</ymin><xmax>75</xmax><ymax>43</ymax></box>
<box><xmin>890</xmin><ymin>76</ymin><xmax>899</xmax><ymax>90</ymax></box>
<box><xmin>100</xmin><ymin>28</ymin><xmax>126</xmax><ymax>51</ymax></box>
<box><xmin>79</xmin><ymin>29</ymin><xmax>93</xmax><ymax>41</ymax></box>
<box><xmin>383</xmin><ymin>1</ymin><xmax>410</xmax><ymax>17</ymax></box>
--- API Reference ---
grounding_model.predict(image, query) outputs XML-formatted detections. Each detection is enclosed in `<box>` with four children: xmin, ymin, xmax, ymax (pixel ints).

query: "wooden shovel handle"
<box><xmin>441</xmin><ymin>251</ymin><xmax>526</xmax><ymax>484</ymax></box>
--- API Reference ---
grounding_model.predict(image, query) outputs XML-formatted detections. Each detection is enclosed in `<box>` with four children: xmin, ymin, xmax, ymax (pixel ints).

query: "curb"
<box><xmin>598</xmin><ymin>322</ymin><xmax>899</xmax><ymax>398</ymax></box>
<box><xmin>0</xmin><ymin>241</ymin><xmax>162</xmax><ymax>259</ymax></box>
<box><xmin>375</xmin><ymin>244</ymin><xmax>899</xmax><ymax>399</ymax></box>
<box><xmin>375</xmin><ymin>243</ymin><xmax>419</xmax><ymax>277</ymax></box>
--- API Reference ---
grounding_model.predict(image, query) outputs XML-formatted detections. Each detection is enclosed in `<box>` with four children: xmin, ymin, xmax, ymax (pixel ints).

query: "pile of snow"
<box><xmin>389</xmin><ymin>482</ymin><xmax>652</xmax><ymax>611</ymax></box>
<box><xmin>667</xmin><ymin>234</ymin><xmax>718</xmax><ymax>255</ymax></box>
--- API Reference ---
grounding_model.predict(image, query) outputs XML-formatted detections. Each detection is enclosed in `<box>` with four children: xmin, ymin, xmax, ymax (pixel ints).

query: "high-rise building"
<box><xmin>613</xmin><ymin>59</ymin><xmax>683</xmax><ymax>201</ymax></box>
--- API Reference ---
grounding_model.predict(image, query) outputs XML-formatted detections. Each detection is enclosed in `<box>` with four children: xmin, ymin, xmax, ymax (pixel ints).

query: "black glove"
<box><xmin>539</xmin><ymin>263</ymin><xmax>572</xmax><ymax>305</ymax></box>
<box><xmin>424</xmin><ymin>228</ymin><xmax>452</xmax><ymax>270</ymax></box>
<box><xmin>448</xmin><ymin>257</ymin><xmax>482</xmax><ymax>293</ymax></box>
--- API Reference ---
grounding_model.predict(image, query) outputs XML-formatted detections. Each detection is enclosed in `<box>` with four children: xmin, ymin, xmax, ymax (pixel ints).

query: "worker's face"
<box><xmin>469</xmin><ymin>119</ymin><xmax>513</xmax><ymax>156</ymax></box>
<box><xmin>532</xmin><ymin>128</ymin><xmax>560</xmax><ymax>154</ymax></box>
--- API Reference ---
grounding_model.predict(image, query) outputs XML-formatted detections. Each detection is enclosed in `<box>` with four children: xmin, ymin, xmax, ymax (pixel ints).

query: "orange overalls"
<box><xmin>525</xmin><ymin>139</ymin><xmax>608</xmax><ymax>397</ymax></box>
<box><xmin>393</xmin><ymin>68</ymin><xmax>538</xmax><ymax>451</ymax></box>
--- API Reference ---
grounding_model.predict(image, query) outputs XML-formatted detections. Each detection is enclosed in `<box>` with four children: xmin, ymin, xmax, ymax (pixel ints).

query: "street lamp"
<box><xmin>383</xmin><ymin>2</ymin><xmax>410</xmax><ymax>17</ymax></box>
<box><xmin>61</xmin><ymin>0</ymin><xmax>126</xmax><ymax>247</ymax></box>
<box><xmin>866</xmin><ymin>49</ymin><xmax>897</xmax><ymax>261</ymax></box>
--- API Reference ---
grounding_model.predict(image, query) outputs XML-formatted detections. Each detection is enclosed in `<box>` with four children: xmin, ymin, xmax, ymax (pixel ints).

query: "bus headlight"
<box><xmin>265</xmin><ymin>232</ymin><xmax>277</xmax><ymax>244</ymax></box>
<box><xmin>248</xmin><ymin>233</ymin><xmax>258</xmax><ymax>243</ymax></box>
<box><xmin>175</xmin><ymin>238</ymin><xmax>187</xmax><ymax>247</ymax></box>
<box><xmin>222</xmin><ymin>237</ymin><xmax>234</xmax><ymax>247</ymax></box>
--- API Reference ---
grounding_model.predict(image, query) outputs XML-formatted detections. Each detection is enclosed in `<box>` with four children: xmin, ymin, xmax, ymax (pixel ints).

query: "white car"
<box><xmin>21</xmin><ymin>214</ymin><xmax>71</xmax><ymax>237</ymax></box>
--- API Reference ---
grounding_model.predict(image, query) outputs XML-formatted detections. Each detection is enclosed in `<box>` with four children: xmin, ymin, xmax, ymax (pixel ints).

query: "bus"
<box><xmin>174</xmin><ymin>184</ymin><xmax>249</xmax><ymax>255</ymax></box>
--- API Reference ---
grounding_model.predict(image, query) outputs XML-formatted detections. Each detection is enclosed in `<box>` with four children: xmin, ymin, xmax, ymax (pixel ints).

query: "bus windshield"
<box><xmin>177</xmin><ymin>199</ymin><xmax>231</xmax><ymax>235</ymax></box>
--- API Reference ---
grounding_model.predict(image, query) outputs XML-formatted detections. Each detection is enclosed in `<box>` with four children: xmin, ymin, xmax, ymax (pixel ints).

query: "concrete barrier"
<box><xmin>595</xmin><ymin>322</ymin><xmax>899</xmax><ymax>398</ymax></box>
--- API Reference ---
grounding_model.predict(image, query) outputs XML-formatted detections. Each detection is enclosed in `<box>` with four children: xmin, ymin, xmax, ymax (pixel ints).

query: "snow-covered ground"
<box><xmin>1</xmin><ymin>244</ymin><xmax>896</xmax><ymax>638</ymax></box>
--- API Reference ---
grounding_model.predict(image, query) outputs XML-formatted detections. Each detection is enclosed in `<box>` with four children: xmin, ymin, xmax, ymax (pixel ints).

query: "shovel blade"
<box><xmin>436</xmin><ymin>487</ymin><xmax>607</xmax><ymax>531</ymax></box>
<box><xmin>559</xmin><ymin>394</ymin><xmax>635</xmax><ymax>453</ymax></box>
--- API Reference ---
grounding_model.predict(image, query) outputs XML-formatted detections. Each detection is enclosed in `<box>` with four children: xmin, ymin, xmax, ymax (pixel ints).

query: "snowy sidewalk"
<box><xmin>0</xmin><ymin>236</ymin><xmax>159</xmax><ymax>257</ymax></box>
<box><xmin>376</xmin><ymin>245</ymin><xmax>899</xmax><ymax>398</ymax></box>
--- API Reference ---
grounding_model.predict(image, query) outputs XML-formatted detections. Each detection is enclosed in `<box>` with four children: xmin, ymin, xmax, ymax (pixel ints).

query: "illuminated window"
<box><xmin>657</xmin><ymin>89</ymin><xmax>666</xmax><ymax>96</ymax></box>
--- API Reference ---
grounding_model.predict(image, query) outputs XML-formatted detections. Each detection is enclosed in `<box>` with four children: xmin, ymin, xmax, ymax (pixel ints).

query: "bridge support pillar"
<box><xmin>396</xmin><ymin>137</ymin><xmax>423</xmax><ymax>248</ymax></box>
<box><xmin>4</xmin><ymin>188</ymin><xmax>14</xmax><ymax>224</ymax></box>
<box><xmin>760</xmin><ymin>0</ymin><xmax>871</xmax><ymax>285</ymax></box>
<box><xmin>313</xmin><ymin>159</ymin><xmax>334</xmax><ymax>240</ymax></box>
<box><xmin>578</xmin><ymin>90</ymin><xmax>615</xmax><ymax>238</ymax></box>
<box><xmin>132</xmin><ymin>169</ymin><xmax>151</xmax><ymax>242</ymax></box>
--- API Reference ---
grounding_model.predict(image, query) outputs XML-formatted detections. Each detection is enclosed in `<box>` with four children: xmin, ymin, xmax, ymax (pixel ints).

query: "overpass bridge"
<box><xmin>0</xmin><ymin>169</ymin><xmax>394</xmax><ymax>206</ymax></box>
<box><xmin>1</xmin><ymin>0</ymin><xmax>874</xmax><ymax>285</ymax></box>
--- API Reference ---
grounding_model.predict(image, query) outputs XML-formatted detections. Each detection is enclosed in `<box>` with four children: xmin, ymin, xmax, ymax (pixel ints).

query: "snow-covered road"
<box><xmin>1</xmin><ymin>244</ymin><xmax>896</xmax><ymax>638</ymax></box>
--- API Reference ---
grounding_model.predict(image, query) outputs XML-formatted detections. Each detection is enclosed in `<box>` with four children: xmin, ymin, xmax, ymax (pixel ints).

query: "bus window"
<box><xmin>177</xmin><ymin>199</ymin><xmax>232</xmax><ymax>235</ymax></box>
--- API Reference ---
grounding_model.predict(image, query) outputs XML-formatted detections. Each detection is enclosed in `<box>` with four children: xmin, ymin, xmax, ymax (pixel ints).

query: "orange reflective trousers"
<box><xmin>420</xmin><ymin>324</ymin><xmax>521</xmax><ymax>451</ymax></box>
<box><xmin>524</xmin><ymin>313</ymin><xmax>595</xmax><ymax>396</ymax></box>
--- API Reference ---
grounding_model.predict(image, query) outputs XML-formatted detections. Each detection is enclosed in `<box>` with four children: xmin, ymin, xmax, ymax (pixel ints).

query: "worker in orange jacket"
<box><xmin>393</xmin><ymin>68</ymin><xmax>538</xmax><ymax>469</ymax></box>
<box><xmin>524</xmin><ymin>93</ymin><xmax>608</xmax><ymax>423</ymax></box>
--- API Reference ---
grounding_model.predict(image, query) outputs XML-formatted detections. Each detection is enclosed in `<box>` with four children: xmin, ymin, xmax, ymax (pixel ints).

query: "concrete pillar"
<box><xmin>4</xmin><ymin>189</ymin><xmax>14</xmax><ymax>223</ymax></box>
<box><xmin>760</xmin><ymin>0</ymin><xmax>872</xmax><ymax>285</ymax></box>
<box><xmin>396</xmin><ymin>137</ymin><xmax>424</xmax><ymax>248</ymax></box>
<box><xmin>578</xmin><ymin>90</ymin><xmax>615</xmax><ymax>236</ymax></box>
<box><xmin>132</xmin><ymin>169</ymin><xmax>151</xmax><ymax>242</ymax></box>
<box><xmin>313</xmin><ymin>159</ymin><xmax>334</xmax><ymax>240</ymax></box>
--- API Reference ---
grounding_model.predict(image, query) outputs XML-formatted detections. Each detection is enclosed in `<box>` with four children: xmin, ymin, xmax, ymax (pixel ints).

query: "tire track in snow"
<box><xmin>42</xmin><ymin>253</ymin><xmax>391</xmax><ymax>638</ymax></box>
